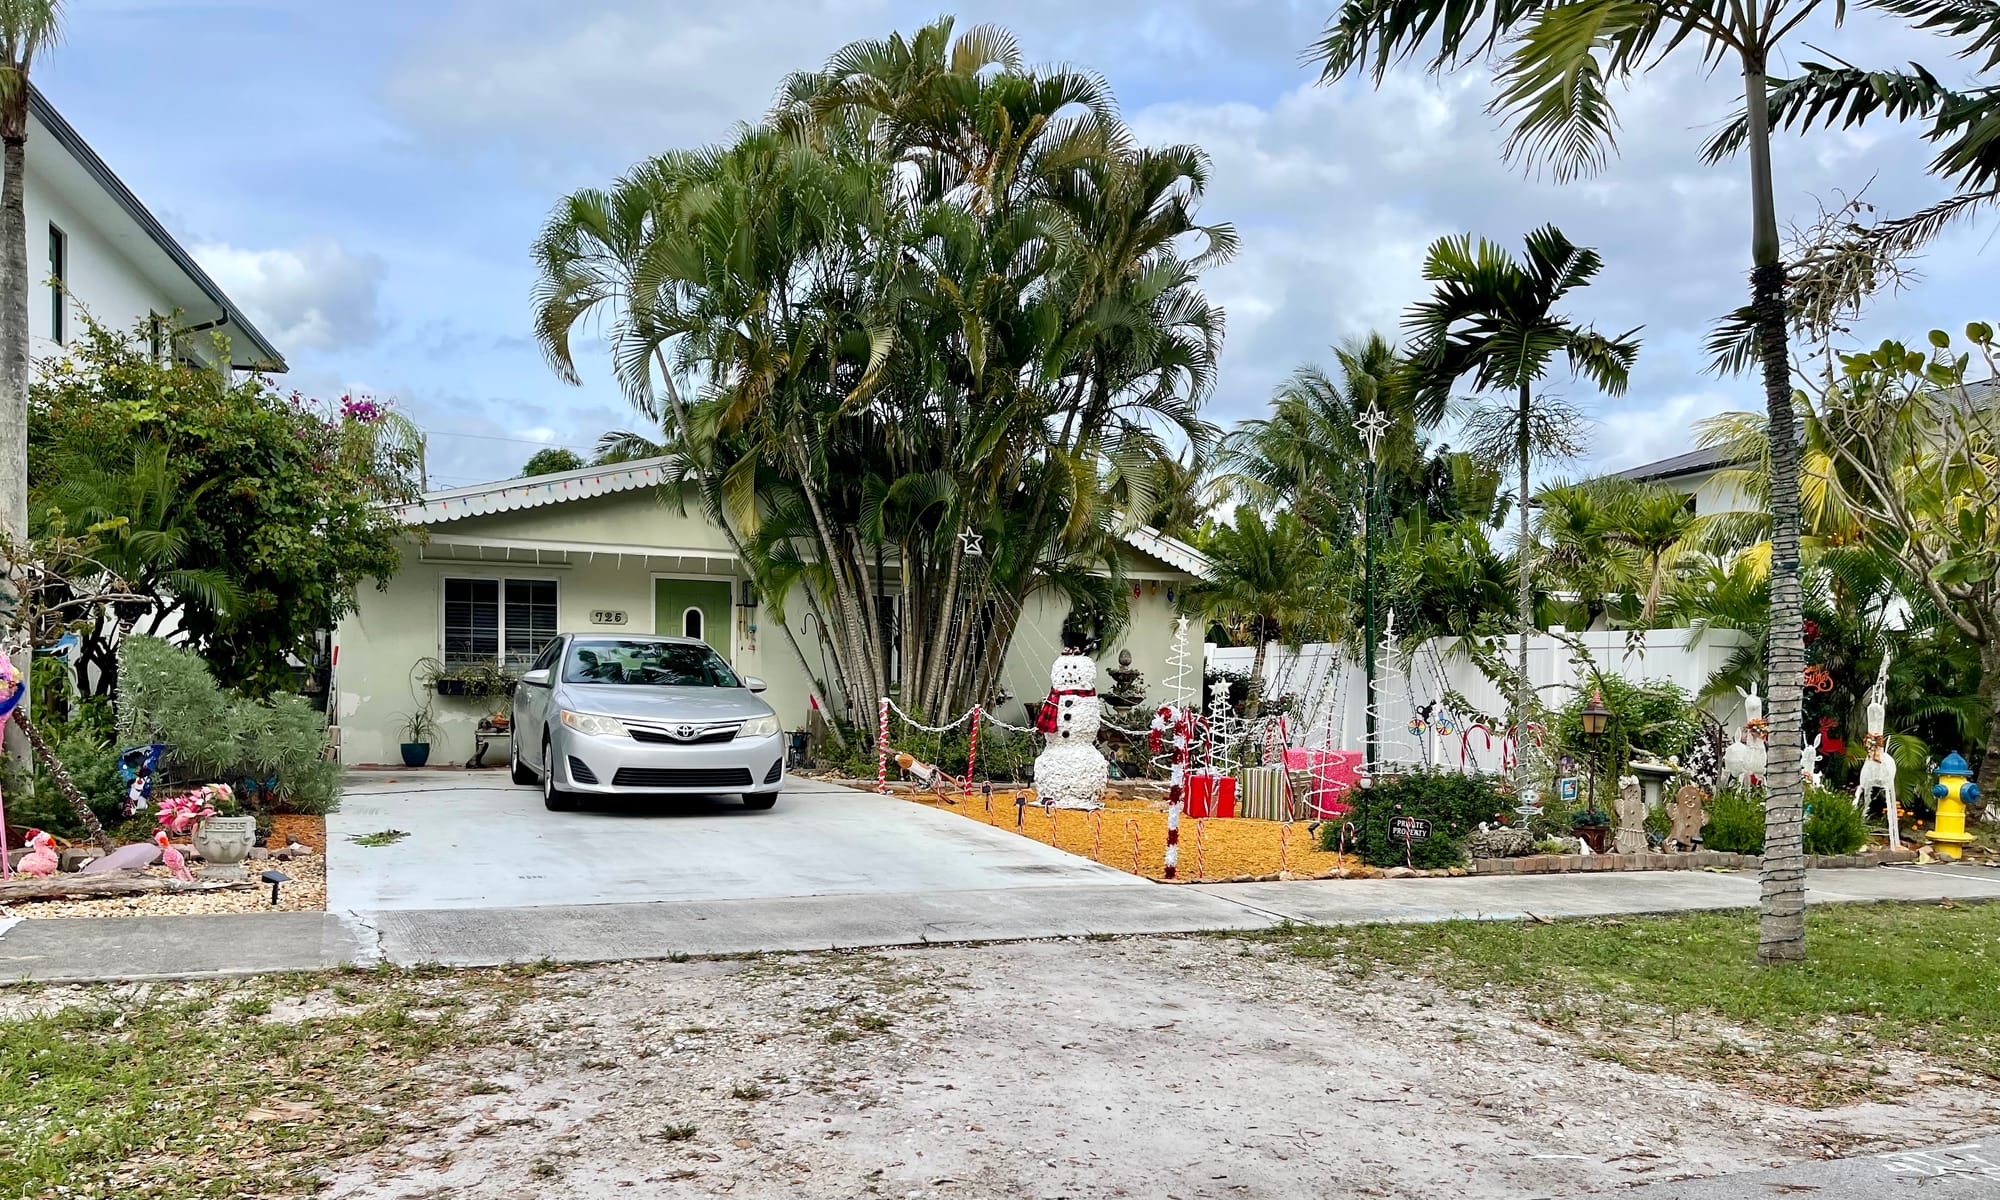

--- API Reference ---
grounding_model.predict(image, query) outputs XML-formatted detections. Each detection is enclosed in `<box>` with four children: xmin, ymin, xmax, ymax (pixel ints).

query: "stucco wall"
<box><xmin>337</xmin><ymin>487</ymin><xmax>1204</xmax><ymax>764</ymax></box>
<box><xmin>26</xmin><ymin>159</ymin><xmax>187</xmax><ymax>365</ymax></box>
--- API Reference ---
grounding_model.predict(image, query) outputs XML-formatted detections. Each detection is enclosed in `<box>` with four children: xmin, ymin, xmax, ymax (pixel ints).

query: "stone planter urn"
<box><xmin>193</xmin><ymin>815</ymin><xmax>257</xmax><ymax>879</ymax></box>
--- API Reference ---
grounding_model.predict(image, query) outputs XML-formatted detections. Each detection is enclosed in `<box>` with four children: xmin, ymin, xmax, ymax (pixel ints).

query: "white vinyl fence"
<box><xmin>1207</xmin><ymin>626</ymin><xmax>1755</xmax><ymax>773</ymax></box>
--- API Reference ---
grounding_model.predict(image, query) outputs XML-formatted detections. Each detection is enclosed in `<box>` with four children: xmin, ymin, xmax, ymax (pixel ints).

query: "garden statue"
<box><xmin>1614</xmin><ymin>774</ymin><xmax>1648</xmax><ymax>854</ymax></box>
<box><xmin>1664</xmin><ymin>784</ymin><xmax>1708</xmax><ymax>852</ymax></box>
<box><xmin>1801</xmin><ymin>731</ymin><xmax>1824</xmax><ymax>790</ymax></box>
<box><xmin>1033</xmin><ymin>651</ymin><xmax>1108</xmax><ymax>810</ymax></box>
<box><xmin>18</xmin><ymin>829</ymin><xmax>58</xmax><ymax>878</ymax></box>
<box><xmin>1720</xmin><ymin>684</ymin><xmax>1768</xmax><ymax>791</ymax></box>
<box><xmin>1928</xmin><ymin>752</ymin><xmax>1980</xmax><ymax>860</ymax></box>
<box><xmin>1857</xmin><ymin>652</ymin><xmax>1900</xmax><ymax>850</ymax></box>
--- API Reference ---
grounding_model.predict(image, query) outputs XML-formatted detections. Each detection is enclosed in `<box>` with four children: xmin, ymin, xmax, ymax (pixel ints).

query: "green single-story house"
<box><xmin>331</xmin><ymin>456</ymin><xmax>1210</xmax><ymax>766</ymax></box>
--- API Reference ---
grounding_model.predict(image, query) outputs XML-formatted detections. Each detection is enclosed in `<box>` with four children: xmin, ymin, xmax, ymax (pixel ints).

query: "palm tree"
<box><xmin>0</xmin><ymin>0</ymin><xmax>60</xmax><ymax>765</ymax></box>
<box><xmin>1401</xmin><ymin>225</ymin><xmax>1637</xmax><ymax>806</ymax></box>
<box><xmin>1188</xmin><ymin>506</ymin><xmax>1318</xmax><ymax>714</ymax></box>
<box><xmin>535</xmin><ymin>18</ymin><xmax>1231</xmax><ymax>725</ymax></box>
<box><xmin>1308</xmin><ymin>0</ymin><xmax>1870</xmax><ymax>967</ymax></box>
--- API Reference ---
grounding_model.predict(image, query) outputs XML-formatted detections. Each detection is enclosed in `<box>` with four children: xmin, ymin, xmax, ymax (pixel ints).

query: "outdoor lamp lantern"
<box><xmin>261</xmin><ymin>869</ymin><xmax>291</xmax><ymax>907</ymax></box>
<box><xmin>1581</xmin><ymin>688</ymin><xmax>1611</xmax><ymax>821</ymax></box>
<box><xmin>1581</xmin><ymin>688</ymin><xmax>1611</xmax><ymax>737</ymax></box>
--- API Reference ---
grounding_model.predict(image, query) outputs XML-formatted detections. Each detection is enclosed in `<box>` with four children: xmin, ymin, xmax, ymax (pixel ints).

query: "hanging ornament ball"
<box><xmin>0</xmin><ymin>656</ymin><xmax>20</xmax><ymax>723</ymax></box>
<box><xmin>1166</xmin><ymin>589</ymin><xmax>1175</xmax><ymax>603</ymax></box>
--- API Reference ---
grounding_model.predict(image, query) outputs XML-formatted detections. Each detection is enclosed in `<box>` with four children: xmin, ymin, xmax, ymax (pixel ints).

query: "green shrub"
<box><xmin>115</xmin><ymin>637</ymin><xmax>338</xmax><ymax>814</ymax></box>
<box><xmin>1329</xmin><ymin>770</ymin><xmax>1510</xmax><ymax>869</ymax></box>
<box><xmin>1553</xmin><ymin>676</ymin><xmax>1702</xmax><ymax>780</ymax></box>
<box><xmin>1803</xmin><ymin>787</ymin><xmax>1868</xmax><ymax>856</ymax></box>
<box><xmin>1701</xmin><ymin>788</ymin><xmax>1766</xmax><ymax>854</ymax></box>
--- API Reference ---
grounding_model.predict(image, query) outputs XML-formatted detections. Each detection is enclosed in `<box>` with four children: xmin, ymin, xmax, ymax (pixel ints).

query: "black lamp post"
<box><xmin>1356</xmin><ymin>403</ymin><xmax>1390</xmax><ymax>774</ymax></box>
<box><xmin>1580</xmin><ymin>687</ymin><xmax>1611</xmax><ymax>815</ymax></box>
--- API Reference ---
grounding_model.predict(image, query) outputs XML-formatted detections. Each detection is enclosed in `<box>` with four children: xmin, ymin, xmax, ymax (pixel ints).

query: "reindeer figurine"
<box><xmin>1856</xmin><ymin>652</ymin><xmax>1900</xmax><ymax>850</ymax></box>
<box><xmin>1720</xmin><ymin>684</ymin><xmax>1769</xmax><ymax>792</ymax></box>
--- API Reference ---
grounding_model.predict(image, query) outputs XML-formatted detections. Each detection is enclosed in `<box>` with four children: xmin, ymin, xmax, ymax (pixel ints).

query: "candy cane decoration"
<box><xmin>962</xmin><ymin>705</ymin><xmax>983</xmax><ymax>800</ymax></box>
<box><xmin>982</xmin><ymin>781</ymin><xmax>995</xmax><ymax>825</ymax></box>
<box><xmin>1091</xmin><ymin>809</ymin><xmax>1103</xmax><ymax>862</ymax></box>
<box><xmin>1127</xmin><ymin>817</ymin><xmax>1143</xmax><ymax>874</ymax></box>
<box><xmin>1279</xmin><ymin>820</ymin><xmax>1292</xmax><ymax>874</ymax></box>
<box><xmin>1193</xmin><ymin>817</ymin><xmax>1209</xmax><ymax>880</ymax></box>
<box><xmin>875</xmin><ymin>697</ymin><xmax>891</xmax><ymax>793</ymax></box>
<box><xmin>1164</xmin><ymin>796</ymin><xmax>1182</xmax><ymax>880</ymax></box>
<box><xmin>1460</xmin><ymin>723</ymin><xmax>1493</xmax><ymax>772</ymax></box>
<box><xmin>1045</xmin><ymin>802</ymin><xmax>1060</xmax><ymax>847</ymax></box>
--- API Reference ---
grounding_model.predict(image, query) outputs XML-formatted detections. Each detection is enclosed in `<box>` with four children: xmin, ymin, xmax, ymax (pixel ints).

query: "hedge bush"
<box><xmin>1804</xmin><ymin>787</ymin><xmax>1868</xmax><ymax>856</ymax></box>
<box><xmin>115</xmin><ymin>637</ymin><xmax>340</xmax><ymax>814</ymax></box>
<box><xmin>1324</xmin><ymin>769</ymin><xmax>1510</xmax><ymax>869</ymax></box>
<box><xmin>1701</xmin><ymin>788</ymin><xmax>1765</xmax><ymax>854</ymax></box>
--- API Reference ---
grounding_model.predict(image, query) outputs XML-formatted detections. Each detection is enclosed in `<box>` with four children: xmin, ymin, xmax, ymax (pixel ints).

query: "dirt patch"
<box><xmin>319</xmin><ymin>938</ymin><xmax>2000</xmax><ymax>1199</ymax></box>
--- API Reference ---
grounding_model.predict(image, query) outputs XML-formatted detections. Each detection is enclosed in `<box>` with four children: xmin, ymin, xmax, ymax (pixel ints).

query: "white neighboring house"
<box><xmin>25</xmin><ymin>86</ymin><xmax>285</xmax><ymax>372</ymax></box>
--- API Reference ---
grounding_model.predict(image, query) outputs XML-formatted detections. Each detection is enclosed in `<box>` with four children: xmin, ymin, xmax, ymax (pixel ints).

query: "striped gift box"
<box><xmin>1235</xmin><ymin>765</ymin><xmax>1292</xmax><ymax>821</ymax></box>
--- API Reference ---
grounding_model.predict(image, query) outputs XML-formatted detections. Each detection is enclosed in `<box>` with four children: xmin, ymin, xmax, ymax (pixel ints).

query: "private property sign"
<box><xmin>1388</xmin><ymin>816</ymin><xmax>1432</xmax><ymax>843</ymax></box>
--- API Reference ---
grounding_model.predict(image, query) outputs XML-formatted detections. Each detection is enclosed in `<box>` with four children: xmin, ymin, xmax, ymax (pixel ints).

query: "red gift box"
<box><xmin>1185</xmin><ymin>772</ymin><xmax>1236</xmax><ymax>818</ymax></box>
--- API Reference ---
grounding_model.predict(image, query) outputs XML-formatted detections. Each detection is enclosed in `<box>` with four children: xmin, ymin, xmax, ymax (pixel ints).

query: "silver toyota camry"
<box><xmin>510</xmin><ymin>633</ymin><xmax>786</xmax><ymax>811</ymax></box>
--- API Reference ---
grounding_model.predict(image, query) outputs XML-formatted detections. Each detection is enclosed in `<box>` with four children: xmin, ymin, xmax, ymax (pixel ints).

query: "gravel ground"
<box><xmin>10</xmin><ymin>849</ymin><xmax>324</xmax><ymax>919</ymax></box>
<box><xmin>316</xmin><ymin>935</ymin><xmax>2000</xmax><ymax>1200</ymax></box>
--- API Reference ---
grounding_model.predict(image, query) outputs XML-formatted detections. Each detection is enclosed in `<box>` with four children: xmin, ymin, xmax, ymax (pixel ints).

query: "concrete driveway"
<box><xmin>324</xmin><ymin>770</ymin><xmax>1141</xmax><ymax>912</ymax></box>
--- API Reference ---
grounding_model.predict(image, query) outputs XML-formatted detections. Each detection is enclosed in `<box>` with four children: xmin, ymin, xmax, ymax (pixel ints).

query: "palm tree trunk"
<box><xmin>1742</xmin><ymin>57</ymin><xmax>1808</xmax><ymax>964</ymax></box>
<box><xmin>1514</xmin><ymin>380</ymin><xmax>1533</xmax><ymax>797</ymax></box>
<box><xmin>1</xmin><ymin>113</ymin><xmax>31</xmax><ymax>770</ymax></box>
<box><xmin>1247</xmin><ymin>628</ymin><xmax>1269</xmax><ymax>718</ymax></box>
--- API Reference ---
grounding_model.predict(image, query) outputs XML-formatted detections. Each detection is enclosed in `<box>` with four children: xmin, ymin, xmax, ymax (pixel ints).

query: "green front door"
<box><xmin>655</xmin><ymin>578</ymin><xmax>733</xmax><ymax>657</ymax></box>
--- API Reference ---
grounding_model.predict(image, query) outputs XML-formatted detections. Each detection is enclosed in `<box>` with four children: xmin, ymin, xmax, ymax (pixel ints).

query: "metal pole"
<box><xmin>1363</xmin><ymin>457</ymin><xmax>1377</xmax><ymax>775</ymax></box>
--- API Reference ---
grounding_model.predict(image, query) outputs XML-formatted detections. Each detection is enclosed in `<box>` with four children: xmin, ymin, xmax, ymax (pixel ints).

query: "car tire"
<box><xmin>542</xmin><ymin>736</ymin><xmax>574</xmax><ymax>811</ymax></box>
<box><xmin>511</xmin><ymin>731</ymin><xmax>536</xmax><ymax>786</ymax></box>
<box><xmin>742</xmin><ymin>793</ymin><xmax>778</xmax><ymax>811</ymax></box>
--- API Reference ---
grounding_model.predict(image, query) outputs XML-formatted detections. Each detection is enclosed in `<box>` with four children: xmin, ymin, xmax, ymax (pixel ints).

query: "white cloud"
<box><xmin>192</xmin><ymin>239</ymin><xmax>387</xmax><ymax>353</ymax></box>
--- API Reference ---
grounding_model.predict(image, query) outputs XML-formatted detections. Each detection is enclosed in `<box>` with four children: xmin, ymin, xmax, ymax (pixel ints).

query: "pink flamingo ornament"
<box><xmin>153</xmin><ymin>830</ymin><xmax>193</xmax><ymax>882</ymax></box>
<box><xmin>19</xmin><ymin>829</ymin><xmax>58</xmax><ymax>878</ymax></box>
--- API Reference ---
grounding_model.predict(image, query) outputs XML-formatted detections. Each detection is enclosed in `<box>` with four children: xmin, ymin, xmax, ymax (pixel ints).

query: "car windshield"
<box><xmin>563</xmin><ymin>639</ymin><xmax>742</xmax><ymax>688</ymax></box>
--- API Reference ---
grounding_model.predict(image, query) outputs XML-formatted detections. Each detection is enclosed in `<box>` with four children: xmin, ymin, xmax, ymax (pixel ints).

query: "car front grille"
<box><xmin>611</xmin><ymin>766</ymin><xmax>754</xmax><ymax>789</ymax></box>
<box><xmin>568</xmin><ymin>756</ymin><xmax>599</xmax><ymax>785</ymax></box>
<box><xmin>629</xmin><ymin>726</ymin><xmax>738</xmax><ymax>745</ymax></box>
<box><xmin>763</xmin><ymin>760</ymin><xmax>783</xmax><ymax>784</ymax></box>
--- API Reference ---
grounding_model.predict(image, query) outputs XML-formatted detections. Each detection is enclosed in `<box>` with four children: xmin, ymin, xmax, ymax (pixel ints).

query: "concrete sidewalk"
<box><xmin>4</xmin><ymin>862</ymin><xmax>1997</xmax><ymax>984</ymax></box>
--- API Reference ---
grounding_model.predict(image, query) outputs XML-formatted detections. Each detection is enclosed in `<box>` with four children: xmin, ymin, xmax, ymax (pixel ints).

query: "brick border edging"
<box><xmin>1469</xmin><ymin>848</ymin><xmax>1921</xmax><ymax>875</ymax></box>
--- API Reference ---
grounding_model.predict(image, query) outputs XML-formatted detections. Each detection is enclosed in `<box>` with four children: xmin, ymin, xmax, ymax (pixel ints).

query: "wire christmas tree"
<box><xmin>1166</xmin><ymin>614</ymin><xmax>1196</xmax><ymax>710</ymax></box>
<box><xmin>1366</xmin><ymin>611</ymin><xmax>1420</xmax><ymax>772</ymax></box>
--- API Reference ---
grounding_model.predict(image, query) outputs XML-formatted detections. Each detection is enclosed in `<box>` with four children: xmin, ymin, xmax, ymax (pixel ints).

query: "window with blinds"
<box><xmin>443</xmin><ymin>578</ymin><xmax>557</xmax><ymax>668</ymax></box>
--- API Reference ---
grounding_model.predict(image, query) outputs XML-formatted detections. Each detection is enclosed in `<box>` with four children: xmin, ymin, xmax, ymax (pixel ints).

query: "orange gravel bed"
<box><xmin>902</xmin><ymin>788</ymin><xmax>1370</xmax><ymax>881</ymax></box>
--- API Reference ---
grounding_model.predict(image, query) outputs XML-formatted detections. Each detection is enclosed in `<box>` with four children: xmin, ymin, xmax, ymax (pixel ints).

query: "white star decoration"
<box><xmin>959</xmin><ymin>528</ymin><xmax>984</xmax><ymax>557</ymax></box>
<box><xmin>1355</xmin><ymin>403</ymin><xmax>1392</xmax><ymax>460</ymax></box>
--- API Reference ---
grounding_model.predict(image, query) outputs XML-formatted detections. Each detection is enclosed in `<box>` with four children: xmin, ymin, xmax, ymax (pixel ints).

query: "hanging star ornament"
<box><xmin>958</xmin><ymin>528</ymin><xmax>984</xmax><ymax>558</ymax></box>
<box><xmin>1354</xmin><ymin>403</ymin><xmax>1391</xmax><ymax>460</ymax></box>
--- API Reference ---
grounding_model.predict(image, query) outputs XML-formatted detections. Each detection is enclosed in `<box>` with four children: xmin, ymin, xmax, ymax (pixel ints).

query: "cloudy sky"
<box><xmin>46</xmin><ymin>0</ymin><xmax>1997</xmax><ymax>489</ymax></box>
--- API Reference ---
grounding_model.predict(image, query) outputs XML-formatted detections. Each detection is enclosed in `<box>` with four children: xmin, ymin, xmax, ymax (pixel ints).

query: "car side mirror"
<box><xmin>742</xmin><ymin>675</ymin><xmax>767</xmax><ymax>693</ymax></box>
<box><xmin>520</xmin><ymin>668</ymin><xmax>550</xmax><ymax>687</ymax></box>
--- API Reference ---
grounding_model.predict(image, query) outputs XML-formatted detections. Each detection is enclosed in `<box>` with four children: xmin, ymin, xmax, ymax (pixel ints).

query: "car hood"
<box><xmin>556</xmin><ymin>683</ymin><xmax>775</xmax><ymax>725</ymax></box>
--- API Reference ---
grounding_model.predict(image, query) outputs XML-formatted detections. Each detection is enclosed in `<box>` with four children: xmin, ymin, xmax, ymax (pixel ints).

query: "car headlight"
<box><xmin>739</xmin><ymin>714</ymin><xmax>781</xmax><ymax>738</ymax></box>
<box><xmin>560</xmin><ymin>710</ymin><xmax>627</xmax><ymax>737</ymax></box>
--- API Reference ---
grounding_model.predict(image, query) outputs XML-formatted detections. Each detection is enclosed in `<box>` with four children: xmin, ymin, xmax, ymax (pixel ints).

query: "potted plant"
<box><xmin>397</xmin><ymin>705</ymin><xmax>439</xmax><ymax>767</ymax></box>
<box><xmin>181</xmin><ymin>784</ymin><xmax>255</xmax><ymax>875</ymax></box>
<box><xmin>1571</xmin><ymin>806</ymin><xmax>1612</xmax><ymax>854</ymax></box>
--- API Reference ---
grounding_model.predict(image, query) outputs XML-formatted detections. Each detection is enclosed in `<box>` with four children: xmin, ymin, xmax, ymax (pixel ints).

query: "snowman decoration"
<box><xmin>1033</xmin><ymin>651</ymin><xmax>1108</xmax><ymax>810</ymax></box>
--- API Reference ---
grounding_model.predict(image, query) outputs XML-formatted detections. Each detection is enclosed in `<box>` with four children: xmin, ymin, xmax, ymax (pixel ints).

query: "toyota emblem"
<box><xmin>675</xmin><ymin>724</ymin><xmax>698</xmax><ymax>740</ymax></box>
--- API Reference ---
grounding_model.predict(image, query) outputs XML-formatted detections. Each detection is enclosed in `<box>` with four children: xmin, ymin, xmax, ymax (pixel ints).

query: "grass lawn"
<box><xmin>1244</xmin><ymin>900</ymin><xmax>2000</xmax><ymax>1106</ymax></box>
<box><xmin>0</xmin><ymin>963</ymin><xmax>560</xmax><ymax>1199</ymax></box>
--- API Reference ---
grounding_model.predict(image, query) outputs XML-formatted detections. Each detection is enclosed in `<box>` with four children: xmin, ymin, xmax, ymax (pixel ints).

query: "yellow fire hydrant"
<box><xmin>1928</xmin><ymin>752</ymin><xmax>1981</xmax><ymax>860</ymax></box>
